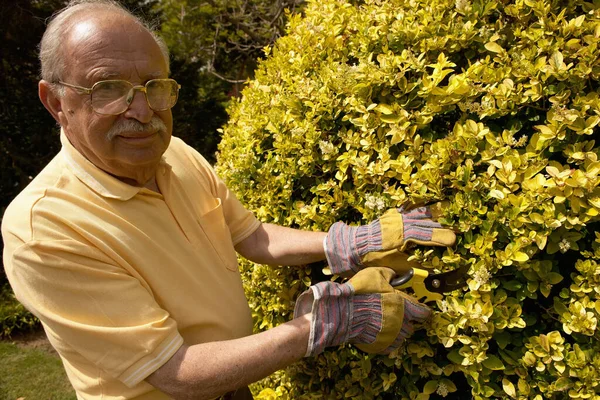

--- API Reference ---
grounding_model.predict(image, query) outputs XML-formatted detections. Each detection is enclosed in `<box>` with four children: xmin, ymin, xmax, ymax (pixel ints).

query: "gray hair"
<box><xmin>39</xmin><ymin>0</ymin><xmax>170</xmax><ymax>84</ymax></box>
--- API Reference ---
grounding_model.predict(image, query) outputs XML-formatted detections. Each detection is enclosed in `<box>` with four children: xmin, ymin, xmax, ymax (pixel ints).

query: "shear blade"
<box><xmin>425</xmin><ymin>264</ymin><xmax>469</xmax><ymax>294</ymax></box>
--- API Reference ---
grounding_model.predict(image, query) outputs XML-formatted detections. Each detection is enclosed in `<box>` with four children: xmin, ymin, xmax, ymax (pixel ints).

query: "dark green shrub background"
<box><xmin>217</xmin><ymin>0</ymin><xmax>600</xmax><ymax>398</ymax></box>
<box><xmin>0</xmin><ymin>285</ymin><xmax>40</xmax><ymax>339</ymax></box>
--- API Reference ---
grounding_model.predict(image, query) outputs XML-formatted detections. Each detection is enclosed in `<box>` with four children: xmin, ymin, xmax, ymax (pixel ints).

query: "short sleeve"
<box><xmin>8</xmin><ymin>239</ymin><xmax>184</xmax><ymax>388</ymax></box>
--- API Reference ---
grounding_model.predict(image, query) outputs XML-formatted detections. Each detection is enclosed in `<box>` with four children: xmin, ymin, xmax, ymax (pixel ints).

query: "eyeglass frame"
<box><xmin>56</xmin><ymin>78</ymin><xmax>182</xmax><ymax>115</ymax></box>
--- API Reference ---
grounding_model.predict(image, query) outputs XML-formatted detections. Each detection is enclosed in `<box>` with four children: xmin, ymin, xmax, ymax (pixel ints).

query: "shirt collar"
<box><xmin>60</xmin><ymin>130</ymin><xmax>168</xmax><ymax>200</ymax></box>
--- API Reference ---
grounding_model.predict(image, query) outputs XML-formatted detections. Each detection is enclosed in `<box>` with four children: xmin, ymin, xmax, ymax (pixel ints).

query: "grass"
<box><xmin>0</xmin><ymin>340</ymin><xmax>76</xmax><ymax>400</ymax></box>
<box><xmin>0</xmin><ymin>284</ymin><xmax>75</xmax><ymax>399</ymax></box>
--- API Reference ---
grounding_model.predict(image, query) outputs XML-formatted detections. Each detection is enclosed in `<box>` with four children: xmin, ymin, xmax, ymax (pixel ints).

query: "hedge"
<box><xmin>216</xmin><ymin>0</ymin><xmax>600</xmax><ymax>398</ymax></box>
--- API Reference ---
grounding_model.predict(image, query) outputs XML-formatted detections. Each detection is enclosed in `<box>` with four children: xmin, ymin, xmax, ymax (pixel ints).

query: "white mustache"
<box><xmin>106</xmin><ymin>116</ymin><xmax>167</xmax><ymax>140</ymax></box>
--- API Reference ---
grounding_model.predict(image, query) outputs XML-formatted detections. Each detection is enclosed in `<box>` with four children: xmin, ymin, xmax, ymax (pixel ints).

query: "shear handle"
<box><xmin>389</xmin><ymin>269</ymin><xmax>414</xmax><ymax>287</ymax></box>
<box><xmin>391</xmin><ymin>268</ymin><xmax>443</xmax><ymax>303</ymax></box>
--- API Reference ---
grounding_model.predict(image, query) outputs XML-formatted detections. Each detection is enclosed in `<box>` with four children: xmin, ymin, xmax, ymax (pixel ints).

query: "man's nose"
<box><xmin>123</xmin><ymin>88</ymin><xmax>153</xmax><ymax>123</ymax></box>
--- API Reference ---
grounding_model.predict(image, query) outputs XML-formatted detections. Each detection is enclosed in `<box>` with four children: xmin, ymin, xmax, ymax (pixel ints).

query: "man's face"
<box><xmin>56</xmin><ymin>13</ymin><xmax>173</xmax><ymax>185</ymax></box>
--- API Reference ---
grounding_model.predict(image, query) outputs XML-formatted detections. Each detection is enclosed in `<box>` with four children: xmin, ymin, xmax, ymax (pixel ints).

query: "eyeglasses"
<box><xmin>57</xmin><ymin>79</ymin><xmax>181</xmax><ymax>115</ymax></box>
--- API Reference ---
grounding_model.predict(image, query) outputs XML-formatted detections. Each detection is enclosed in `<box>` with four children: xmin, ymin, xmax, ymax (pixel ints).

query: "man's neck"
<box><xmin>144</xmin><ymin>177</ymin><xmax>161</xmax><ymax>193</ymax></box>
<box><xmin>112</xmin><ymin>174</ymin><xmax>161</xmax><ymax>193</ymax></box>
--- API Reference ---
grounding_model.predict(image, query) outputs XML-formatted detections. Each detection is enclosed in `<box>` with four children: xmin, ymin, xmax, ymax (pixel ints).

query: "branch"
<box><xmin>207</xmin><ymin>69</ymin><xmax>248</xmax><ymax>84</ymax></box>
<box><xmin>269</xmin><ymin>2</ymin><xmax>285</xmax><ymax>27</ymax></box>
<box><xmin>204</xmin><ymin>0</ymin><xmax>264</xmax><ymax>42</ymax></box>
<box><xmin>206</xmin><ymin>19</ymin><xmax>251</xmax><ymax>84</ymax></box>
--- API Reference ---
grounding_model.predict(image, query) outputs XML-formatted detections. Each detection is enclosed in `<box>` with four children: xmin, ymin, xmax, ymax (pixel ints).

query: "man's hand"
<box><xmin>293</xmin><ymin>267</ymin><xmax>431</xmax><ymax>356</ymax></box>
<box><xmin>324</xmin><ymin>203</ymin><xmax>456</xmax><ymax>275</ymax></box>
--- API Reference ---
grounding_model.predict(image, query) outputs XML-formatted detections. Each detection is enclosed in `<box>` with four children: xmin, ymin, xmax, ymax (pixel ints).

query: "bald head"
<box><xmin>39</xmin><ymin>0</ymin><xmax>169</xmax><ymax>84</ymax></box>
<box><xmin>64</xmin><ymin>10</ymin><xmax>169</xmax><ymax>87</ymax></box>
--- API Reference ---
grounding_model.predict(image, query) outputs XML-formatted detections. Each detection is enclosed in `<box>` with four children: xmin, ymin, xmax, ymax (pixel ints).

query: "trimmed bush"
<box><xmin>216</xmin><ymin>0</ymin><xmax>600</xmax><ymax>398</ymax></box>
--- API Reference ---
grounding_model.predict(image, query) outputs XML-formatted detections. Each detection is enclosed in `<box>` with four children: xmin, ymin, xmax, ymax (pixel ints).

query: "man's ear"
<box><xmin>39</xmin><ymin>80</ymin><xmax>65</xmax><ymax>125</ymax></box>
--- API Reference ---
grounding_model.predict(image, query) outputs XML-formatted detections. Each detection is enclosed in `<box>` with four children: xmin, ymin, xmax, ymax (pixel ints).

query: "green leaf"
<box><xmin>447</xmin><ymin>350</ymin><xmax>464</xmax><ymax>365</ymax></box>
<box><xmin>553</xmin><ymin>297</ymin><xmax>569</xmax><ymax>316</ymax></box>
<box><xmin>493</xmin><ymin>331</ymin><xmax>512</xmax><ymax>349</ymax></box>
<box><xmin>483</xmin><ymin>386</ymin><xmax>495</xmax><ymax>397</ymax></box>
<box><xmin>546</xmin><ymin>272</ymin><xmax>563</xmax><ymax>285</ymax></box>
<box><xmin>441</xmin><ymin>378</ymin><xmax>457</xmax><ymax>392</ymax></box>
<box><xmin>499</xmin><ymin>349</ymin><xmax>520</xmax><ymax>366</ymax></box>
<box><xmin>503</xmin><ymin>280</ymin><xmax>523</xmax><ymax>291</ymax></box>
<box><xmin>554</xmin><ymin>377</ymin><xmax>571</xmax><ymax>391</ymax></box>
<box><xmin>423</xmin><ymin>380</ymin><xmax>439</xmax><ymax>395</ymax></box>
<box><xmin>483</xmin><ymin>355</ymin><xmax>505</xmax><ymax>370</ymax></box>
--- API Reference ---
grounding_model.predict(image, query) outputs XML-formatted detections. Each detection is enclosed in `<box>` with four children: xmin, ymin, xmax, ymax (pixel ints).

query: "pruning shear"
<box><xmin>390</xmin><ymin>264</ymin><xmax>470</xmax><ymax>303</ymax></box>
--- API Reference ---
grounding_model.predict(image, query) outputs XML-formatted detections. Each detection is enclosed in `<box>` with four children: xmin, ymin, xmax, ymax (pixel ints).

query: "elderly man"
<box><xmin>2</xmin><ymin>1</ymin><xmax>456</xmax><ymax>399</ymax></box>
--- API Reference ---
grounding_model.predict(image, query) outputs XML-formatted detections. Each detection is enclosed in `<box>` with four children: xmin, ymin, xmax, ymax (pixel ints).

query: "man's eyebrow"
<box><xmin>93</xmin><ymin>72</ymin><xmax>166</xmax><ymax>81</ymax></box>
<box><xmin>94</xmin><ymin>72</ymin><xmax>121</xmax><ymax>80</ymax></box>
<box><xmin>147</xmin><ymin>71</ymin><xmax>166</xmax><ymax>79</ymax></box>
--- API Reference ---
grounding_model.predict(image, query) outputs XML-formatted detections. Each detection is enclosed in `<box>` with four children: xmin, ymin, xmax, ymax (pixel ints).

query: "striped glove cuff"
<box><xmin>293</xmin><ymin>281</ymin><xmax>383</xmax><ymax>357</ymax></box>
<box><xmin>324</xmin><ymin>220</ymin><xmax>383</xmax><ymax>275</ymax></box>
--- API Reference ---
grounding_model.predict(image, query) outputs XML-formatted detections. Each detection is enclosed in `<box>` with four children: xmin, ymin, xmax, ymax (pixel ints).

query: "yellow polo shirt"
<box><xmin>2</xmin><ymin>133</ymin><xmax>261</xmax><ymax>399</ymax></box>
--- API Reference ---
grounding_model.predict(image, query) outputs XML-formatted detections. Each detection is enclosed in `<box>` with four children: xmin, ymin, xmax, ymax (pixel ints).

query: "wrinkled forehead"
<box><xmin>63</xmin><ymin>12</ymin><xmax>167</xmax><ymax>81</ymax></box>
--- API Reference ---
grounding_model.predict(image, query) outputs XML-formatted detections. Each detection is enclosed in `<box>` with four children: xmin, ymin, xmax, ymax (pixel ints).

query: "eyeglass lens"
<box><xmin>91</xmin><ymin>80</ymin><xmax>179</xmax><ymax>115</ymax></box>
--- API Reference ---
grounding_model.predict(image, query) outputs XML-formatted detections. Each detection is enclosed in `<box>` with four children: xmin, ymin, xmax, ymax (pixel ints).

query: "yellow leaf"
<box><xmin>535</xmin><ymin>235</ymin><xmax>548</xmax><ymax>250</ymax></box>
<box><xmin>512</xmin><ymin>252</ymin><xmax>529</xmax><ymax>262</ymax></box>
<box><xmin>485</xmin><ymin>41</ymin><xmax>504</xmax><ymax>54</ymax></box>
<box><xmin>522</xmin><ymin>174</ymin><xmax>546</xmax><ymax>191</ymax></box>
<box><xmin>550</xmin><ymin>51</ymin><xmax>566</xmax><ymax>71</ymax></box>
<box><xmin>375</xmin><ymin>103</ymin><xmax>395</xmax><ymax>115</ymax></box>
<box><xmin>503</xmin><ymin>378</ymin><xmax>517</xmax><ymax>398</ymax></box>
<box><xmin>554</xmin><ymin>362</ymin><xmax>566</xmax><ymax>374</ymax></box>
<box><xmin>546</xmin><ymin>166</ymin><xmax>561</xmax><ymax>177</ymax></box>
<box><xmin>489</xmin><ymin>189</ymin><xmax>505</xmax><ymax>199</ymax></box>
<box><xmin>380</xmin><ymin>114</ymin><xmax>401</xmax><ymax>123</ymax></box>
<box><xmin>535</xmin><ymin>125</ymin><xmax>555</xmax><ymax>138</ymax></box>
<box><xmin>586</xmin><ymin>115</ymin><xmax>600</xmax><ymax>129</ymax></box>
<box><xmin>518</xmin><ymin>379</ymin><xmax>530</xmax><ymax>395</ymax></box>
<box><xmin>589</xmin><ymin>197</ymin><xmax>600</xmax><ymax>208</ymax></box>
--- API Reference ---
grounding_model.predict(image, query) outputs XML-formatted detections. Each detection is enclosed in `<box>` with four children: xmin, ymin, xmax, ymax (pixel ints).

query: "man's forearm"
<box><xmin>235</xmin><ymin>223</ymin><xmax>327</xmax><ymax>266</ymax></box>
<box><xmin>146</xmin><ymin>313</ymin><xmax>311</xmax><ymax>400</ymax></box>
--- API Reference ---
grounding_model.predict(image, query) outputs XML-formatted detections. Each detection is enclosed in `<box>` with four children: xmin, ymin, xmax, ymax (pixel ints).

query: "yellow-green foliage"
<box><xmin>216</xmin><ymin>0</ymin><xmax>600</xmax><ymax>398</ymax></box>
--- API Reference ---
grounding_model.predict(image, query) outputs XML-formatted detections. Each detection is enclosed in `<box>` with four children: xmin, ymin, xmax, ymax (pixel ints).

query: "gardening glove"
<box><xmin>324</xmin><ymin>202</ymin><xmax>456</xmax><ymax>276</ymax></box>
<box><xmin>294</xmin><ymin>267</ymin><xmax>432</xmax><ymax>356</ymax></box>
